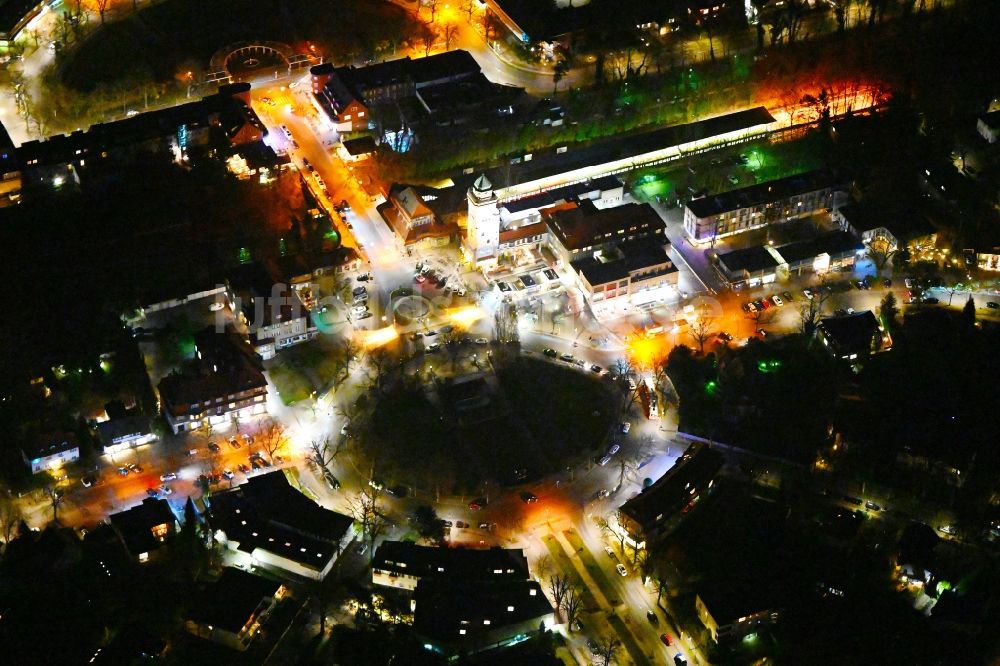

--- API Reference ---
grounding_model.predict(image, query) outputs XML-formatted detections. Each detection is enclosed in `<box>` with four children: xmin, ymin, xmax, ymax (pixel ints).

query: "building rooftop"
<box><xmin>157</xmin><ymin>327</ymin><xmax>266</xmax><ymax>410</ymax></box>
<box><xmin>373</xmin><ymin>541</ymin><xmax>529</xmax><ymax>582</ymax></box>
<box><xmin>413</xmin><ymin>578</ymin><xmax>553</xmax><ymax>645</ymax></box>
<box><xmin>836</xmin><ymin>203</ymin><xmax>937</xmax><ymax>241</ymax></box>
<box><xmin>464</xmin><ymin>107</ymin><xmax>775</xmax><ymax>195</ymax></box>
<box><xmin>817</xmin><ymin>310</ymin><xmax>881</xmax><ymax>355</ymax></box>
<box><xmin>108</xmin><ymin>498</ymin><xmax>176</xmax><ymax>557</ymax></box>
<box><xmin>546</xmin><ymin>200</ymin><xmax>665</xmax><ymax>251</ymax></box>
<box><xmin>208</xmin><ymin>471</ymin><xmax>352</xmax><ymax>572</ymax></box>
<box><xmin>717</xmin><ymin>245</ymin><xmax>781</xmax><ymax>274</ymax></box>
<box><xmin>96</xmin><ymin>415</ymin><xmax>153</xmax><ymax>448</ymax></box>
<box><xmin>501</xmin><ymin>175</ymin><xmax>622</xmax><ymax>216</ymax></box>
<box><xmin>499</xmin><ymin>220</ymin><xmax>548</xmax><ymax>244</ymax></box>
<box><xmin>187</xmin><ymin>568</ymin><xmax>282</xmax><ymax>634</ymax></box>
<box><xmin>619</xmin><ymin>443</ymin><xmax>724</xmax><ymax>532</ymax></box>
<box><xmin>21</xmin><ymin>431</ymin><xmax>78</xmax><ymax>461</ymax></box>
<box><xmin>773</xmin><ymin>230</ymin><xmax>864</xmax><ymax>264</ymax></box>
<box><xmin>686</xmin><ymin>169</ymin><xmax>840</xmax><ymax>219</ymax></box>
<box><xmin>341</xmin><ymin>135</ymin><xmax>378</xmax><ymax>156</ymax></box>
<box><xmin>574</xmin><ymin>237</ymin><xmax>675</xmax><ymax>287</ymax></box>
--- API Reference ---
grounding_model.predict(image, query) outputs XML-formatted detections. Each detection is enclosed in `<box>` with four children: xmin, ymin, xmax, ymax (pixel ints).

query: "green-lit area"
<box><xmin>324</xmin><ymin>228</ymin><xmax>341</xmax><ymax>245</ymax></box>
<box><xmin>758</xmin><ymin>359</ymin><xmax>782</xmax><ymax>373</ymax></box>
<box><xmin>705</xmin><ymin>379</ymin><xmax>719</xmax><ymax>395</ymax></box>
<box><xmin>238</xmin><ymin>246</ymin><xmax>252</xmax><ymax>264</ymax></box>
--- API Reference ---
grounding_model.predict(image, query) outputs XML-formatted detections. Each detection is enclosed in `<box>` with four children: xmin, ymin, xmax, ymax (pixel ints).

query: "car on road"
<box><xmin>357</xmin><ymin>273</ymin><xmax>371</xmax><ymax>282</ymax></box>
<box><xmin>355</xmin><ymin>312</ymin><xmax>373</xmax><ymax>320</ymax></box>
<box><xmin>118</xmin><ymin>467</ymin><xmax>129</xmax><ymax>476</ymax></box>
<box><xmin>759</xmin><ymin>298</ymin><xmax>770</xmax><ymax>309</ymax></box>
<box><xmin>605</xmin><ymin>545</ymin><xmax>615</xmax><ymax>557</ymax></box>
<box><xmin>620</xmin><ymin>422</ymin><xmax>631</xmax><ymax>434</ymax></box>
<box><xmin>771</xmin><ymin>295</ymin><xmax>784</xmax><ymax>307</ymax></box>
<box><xmin>426</xmin><ymin>342</ymin><xmax>441</xmax><ymax>353</ymax></box>
<box><xmin>987</xmin><ymin>301</ymin><xmax>999</xmax><ymax>309</ymax></box>
<box><xmin>542</xmin><ymin>348</ymin><xmax>557</xmax><ymax>357</ymax></box>
<box><xmin>660</xmin><ymin>633</ymin><xmax>673</xmax><ymax>646</ymax></box>
<box><xmin>923</xmin><ymin>297</ymin><xmax>940</xmax><ymax>304</ymax></box>
<box><xmin>228</xmin><ymin>437</ymin><xmax>241</xmax><ymax>449</ymax></box>
<box><xmin>81</xmin><ymin>474</ymin><xmax>97</xmax><ymax>488</ymax></box>
<box><xmin>222</xmin><ymin>469</ymin><xmax>235</xmax><ymax>480</ymax></box>
<box><xmin>207</xmin><ymin>442</ymin><xmax>221</xmax><ymax>453</ymax></box>
<box><xmin>160</xmin><ymin>472</ymin><xmax>177</xmax><ymax>482</ymax></box>
<box><xmin>674</xmin><ymin>655</ymin><xmax>688</xmax><ymax>666</ymax></box>
<box><xmin>598</xmin><ymin>454</ymin><xmax>612</xmax><ymax>466</ymax></box>
<box><xmin>324</xmin><ymin>473</ymin><xmax>341</xmax><ymax>491</ymax></box>
<box><xmin>590</xmin><ymin>364</ymin><xmax>603</xmax><ymax>373</ymax></box>
<box><xmin>469</xmin><ymin>498</ymin><xmax>487</xmax><ymax>510</ymax></box>
<box><xmin>744</xmin><ymin>301</ymin><xmax>756</xmax><ymax>313</ymax></box>
<box><xmin>716</xmin><ymin>332</ymin><xmax>734</xmax><ymax>343</ymax></box>
<box><xmin>475</xmin><ymin>337</ymin><xmax>489</xmax><ymax>345</ymax></box>
<box><xmin>238</xmin><ymin>463</ymin><xmax>251</xmax><ymax>475</ymax></box>
<box><xmin>647</xmin><ymin>610</ymin><xmax>659</xmax><ymax>625</ymax></box>
<box><xmin>519</xmin><ymin>491</ymin><xmax>538</xmax><ymax>503</ymax></box>
<box><xmin>607</xmin><ymin>443</ymin><xmax>620</xmax><ymax>456</ymax></box>
<box><xmin>616</xmin><ymin>563</ymin><xmax>628</xmax><ymax>576</ymax></box>
<box><xmin>559</xmin><ymin>353</ymin><xmax>574</xmax><ymax>362</ymax></box>
<box><xmin>127</xmin><ymin>463</ymin><xmax>142</xmax><ymax>473</ymax></box>
<box><xmin>865</xmin><ymin>501</ymin><xmax>881</xmax><ymax>511</ymax></box>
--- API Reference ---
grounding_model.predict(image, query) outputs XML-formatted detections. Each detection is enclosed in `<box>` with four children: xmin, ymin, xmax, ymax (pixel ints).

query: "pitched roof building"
<box><xmin>108</xmin><ymin>498</ymin><xmax>178</xmax><ymax>563</ymax></box>
<box><xmin>372</xmin><ymin>541</ymin><xmax>530</xmax><ymax>591</ymax></box>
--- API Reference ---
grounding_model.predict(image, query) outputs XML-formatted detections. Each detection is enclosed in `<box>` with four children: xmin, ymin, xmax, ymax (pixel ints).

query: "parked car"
<box><xmin>228</xmin><ymin>437</ymin><xmax>241</xmax><ymax>449</ymax></box>
<box><xmin>660</xmin><ymin>633</ymin><xmax>672</xmax><ymax>646</ymax></box>
<box><xmin>159</xmin><ymin>484</ymin><xmax>174</xmax><ymax>496</ymax></box>
<box><xmin>222</xmin><ymin>469</ymin><xmax>235</xmax><ymax>480</ymax></box>
<box><xmin>771</xmin><ymin>295</ymin><xmax>784</xmax><ymax>307</ymax></box>
<box><xmin>542</xmin><ymin>348</ymin><xmax>557</xmax><ymax>357</ymax></box>
<box><xmin>987</xmin><ymin>302</ymin><xmax>999</xmax><ymax>309</ymax></box>
<box><xmin>81</xmin><ymin>474</ymin><xmax>97</xmax><ymax>488</ymax></box>
<box><xmin>620</xmin><ymin>422</ymin><xmax>631</xmax><ymax>434</ymax></box>
<box><xmin>475</xmin><ymin>337</ymin><xmax>489</xmax><ymax>345</ymax></box>
<box><xmin>117</xmin><ymin>467</ymin><xmax>129</xmax><ymax>476</ymax></box>
<box><xmin>238</xmin><ymin>463</ymin><xmax>251</xmax><ymax>475</ymax></box>
<box><xmin>646</xmin><ymin>610</ymin><xmax>659</xmax><ymax>625</ymax></box>
<box><xmin>598</xmin><ymin>454</ymin><xmax>612</xmax><ymax>466</ymax></box>
<box><xmin>607</xmin><ymin>443</ymin><xmax>620</xmax><ymax>456</ymax></box>
<box><xmin>923</xmin><ymin>297</ymin><xmax>940</xmax><ymax>304</ymax></box>
<box><xmin>469</xmin><ymin>498</ymin><xmax>486</xmax><ymax>510</ymax></box>
<box><xmin>616</xmin><ymin>563</ymin><xmax>628</xmax><ymax>576</ymax></box>
<box><xmin>127</xmin><ymin>463</ymin><xmax>142</xmax><ymax>473</ymax></box>
<box><xmin>159</xmin><ymin>472</ymin><xmax>177</xmax><ymax>482</ymax></box>
<box><xmin>146</xmin><ymin>488</ymin><xmax>159</xmax><ymax>498</ymax></box>
<box><xmin>559</xmin><ymin>353</ymin><xmax>574</xmax><ymax>362</ymax></box>
<box><xmin>590</xmin><ymin>364</ymin><xmax>603</xmax><ymax>373</ymax></box>
<box><xmin>605</xmin><ymin>545</ymin><xmax>615</xmax><ymax>557</ymax></box>
<box><xmin>519</xmin><ymin>491</ymin><xmax>538</xmax><ymax>503</ymax></box>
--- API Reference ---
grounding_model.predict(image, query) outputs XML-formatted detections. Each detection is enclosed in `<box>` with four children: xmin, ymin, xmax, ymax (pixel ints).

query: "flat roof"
<box><xmin>546</xmin><ymin>201</ymin><xmax>665</xmax><ymax>251</ymax></box>
<box><xmin>575</xmin><ymin>238</ymin><xmax>674</xmax><ymax>287</ymax></box>
<box><xmin>619</xmin><ymin>443</ymin><xmax>724</xmax><ymax>531</ymax></box>
<box><xmin>462</xmin><ymin>107</ymin><xmax>775</xmax><ymax>195</ymax></box>
<box><xmin>717</xmin><ymin>245</ymin><xmax>780</xmax><ymax>274</ymax></box>
<box><xmin>187</xmin><ymin>568</ymin><xmax>281</xmax><ymax>634</ymax></box>
<box><xmin>342</xmin><ymin>135</ymin><xmax>378</xmax><ymax>155</ymax></box>
<box><xmin>686</xmin><ymin>169</ymin><xmax>839</xmax><ymax>219</ymax></box>
<box><xmin>501</xmin><ymin>175</ymin><xmax>622</xmax><ymax>215</ymax></box>
<box><xmin>158</xmin><ymin>328</ymin><xmax>266</xmax><ymax>409</ymax></box>
<box><xmin>413</xmin><ymin>579</ymin><xmax>552</xmax><ymax>644</ymax></box>
<box><xmin>96</xmin><ymin>415</ymin><xmax>153</xmax><ymax>446</ymax></box>
<box><xmin>373</xmin><ymin>541</ymin><xmax>529</xmax><ymax>582</ymax></box>
<box><xmin>773</xmin><ymin>230</ymin><xmax>863</xmax><ymax>264</ymax></box>
<box><xmin>836</xmin><ymin>203</ymin><xmax>936</xmax><ymax>240</ymax></box>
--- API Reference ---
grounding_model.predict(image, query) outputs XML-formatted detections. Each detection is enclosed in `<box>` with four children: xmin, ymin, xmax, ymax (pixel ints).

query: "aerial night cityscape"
<box><xmin>1</xmin><ymin>0</ymin><xmax>999</xmax><ymax>664</ymax></box>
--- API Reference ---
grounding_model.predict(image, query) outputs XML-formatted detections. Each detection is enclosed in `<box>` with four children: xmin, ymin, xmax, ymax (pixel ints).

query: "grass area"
<box><xmin>562</xmin><ymin>528</ymin><xmax>621</xmax><ymax>607</ymax></box>
<box><xmin>62</xmin><ymin>0</ymin><xmax>416</xmax><ymax>91</ymax></box>
<box><xmin>496</xmin><ymin>357</ymin><xmax>616</xmax><ymax>463</ymax></box>
<box><xmin>541</xmin><ymin>535</ymin><xmax>599</xmax><ymax>612</ymax></box>
<box><xmin>607</xmin><ymin>613</ymin><xmax>653</xmax><ymax>666</ymax></box>
<box><xmin>268</xmin><ymin>364</ymin><xmax>313</xmax><ymax>405</ymax></box>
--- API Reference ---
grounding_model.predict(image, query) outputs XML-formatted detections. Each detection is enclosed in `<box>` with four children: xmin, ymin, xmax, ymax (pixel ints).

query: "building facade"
<box><xmin>21</xmin><ymin>432</ymin><xmax>80</xmax><ymax>475</ymax></box>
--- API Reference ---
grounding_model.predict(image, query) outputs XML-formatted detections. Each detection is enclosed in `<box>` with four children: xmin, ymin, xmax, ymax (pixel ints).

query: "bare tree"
<box><xmin>347</xmin><ymin>485</ymin><xmax>388</xmax><ymax>560</ymax></box>
<box><xmin>688</xmin><ymin>317</ymin><xmax>716</xmax><ymax>355</ymax></box>
<box><xmin>745</xmin><ymin>305</ymin><xmax>775</xmax><ymax>336</ymax></box>
<box><xmin>44</xmin><ymin>486</ymin><xmax>63</xmax><ymax>524</ymax></box>
<box><xmin>564</xmin><ymin>584</ymin><xmax>584</xmax><ymax>630</ymax></box>
<box><xmin>597</xmin><ymin>638</ymin><xmax>621</xmax><ymax>666</ymax></box>
<box><xmin>548</xmin><ymin>574</ymin><xmax>571</xmax><ymax>616</ymax></box>
<box><xmin>0</xmin><ymin>493</ymin><xmax>21</xmax><ymax>551</ymax></box>
<box><xmin>611</xmin><ymin>357</ymin><xmax>642</xmax><ymax>416</ymax></box>
<box><xmin>423</xmin><ymin>0</ymin><xmax>440</xmax><ymax>21</ymax></box>
<box><xmin>256</xmin><ymin>418</ymin><xmax>285</xmax><ymax>462</ymax></box>
<box><xmin>420</xmin><ymin>24</ymin><xmax>438</xmax><ymax>57</ymax></box>
<box><xmin>443</xmin><ymin>23</ymin><xmax>459</xmax><ymax>51</ymax></box>
<box><xmin>797</xmin><ymin>290</ymin><xmax>829</xmax><ymax>335</ymax></box>
<box><xmin>866</xmin><ymin>238</ymin><xmax>896</xmax><ymax>271</ymax></box>
<box><xmin>307</xmin><ymin>437</ymin><xmax>344</xmax><ymax>473</ymax></box>
<box><xmin>95</xmin><ymin>0</ymin><xmax>111</xmax><ymax>24</ymax></box>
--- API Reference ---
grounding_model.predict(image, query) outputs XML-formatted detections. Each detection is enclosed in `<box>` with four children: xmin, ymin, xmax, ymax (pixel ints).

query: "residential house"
<box><xmin>21</xmin><ymin>432</ymin><xmax>80</xmax><ymax>475</ymax></box>
<box><xmin>684</xmin><ymin>170</ymin><xmax>847</xmax><ymax>243</ymax></box>
<box><xmin>226</xmin><ymin>261</ymin><xmax>316</xmax><ymax>359</ymax></box>
<box><xmin>208</xmin><ymin>471</ymin><xmax>354</xmax><ymax>580</ymax></box>
<box><xmin>108</xmin><ymin>498</ymin><xmax>178</xmax><ymax>563</ymax></box>
<box><xmin>977</xmin><ymin>110</ymin><xmax>1000</xmax><ymax>144</ymax></box>
<box><xmin>816</xmin><ymin>310</ymin><xmax>890</xmax><ymax>361</ymax></box>
<box><xmin>834</xmin><ymin>203</ymin><xmax>937</xmax><ymax>255</ymax></box>
<box><xmin>372</xmin><ymin>541</ymin><xmax>530</xmax><ymax>592</ymax></box>
<box><xmin>185</xmin><ymin>568</ymin><xmax>288</xmax><ymax>651</ymax></box>
<box><xmin>96</xmin><ymin>414</ymin><xmax>156</xmax><ymax>456</ymax></box>
<box><xmin>157</xmin><ymin>327</ymin><xmax>268</xmax><ymax>434</ymax></box>
<box><xmin>616</xmin><ymin>443</ymin><xmax>724</xmax><ymax>549</ymax></box>
<box><xmin>696</xmin><ymin>582</ymin><xmax>780</xmax><ymax>644</ymax></box>
<box><xmin>414</xmin><ymin>579</ymin><xmax>555</xmax><ymax>659</ymax></box>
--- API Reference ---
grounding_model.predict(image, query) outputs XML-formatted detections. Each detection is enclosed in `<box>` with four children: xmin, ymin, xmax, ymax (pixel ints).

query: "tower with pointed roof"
<box><xmin>466</xmin><ymin>174</ymin><xmax>501</xmax><ymax>265</ymax></box>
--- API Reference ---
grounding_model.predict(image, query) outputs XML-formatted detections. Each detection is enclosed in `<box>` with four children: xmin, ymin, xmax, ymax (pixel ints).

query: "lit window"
<box><xmin>507</xmin><ymin>606</ymin><xmax>514</xmax><ymax>612</ymax></box>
